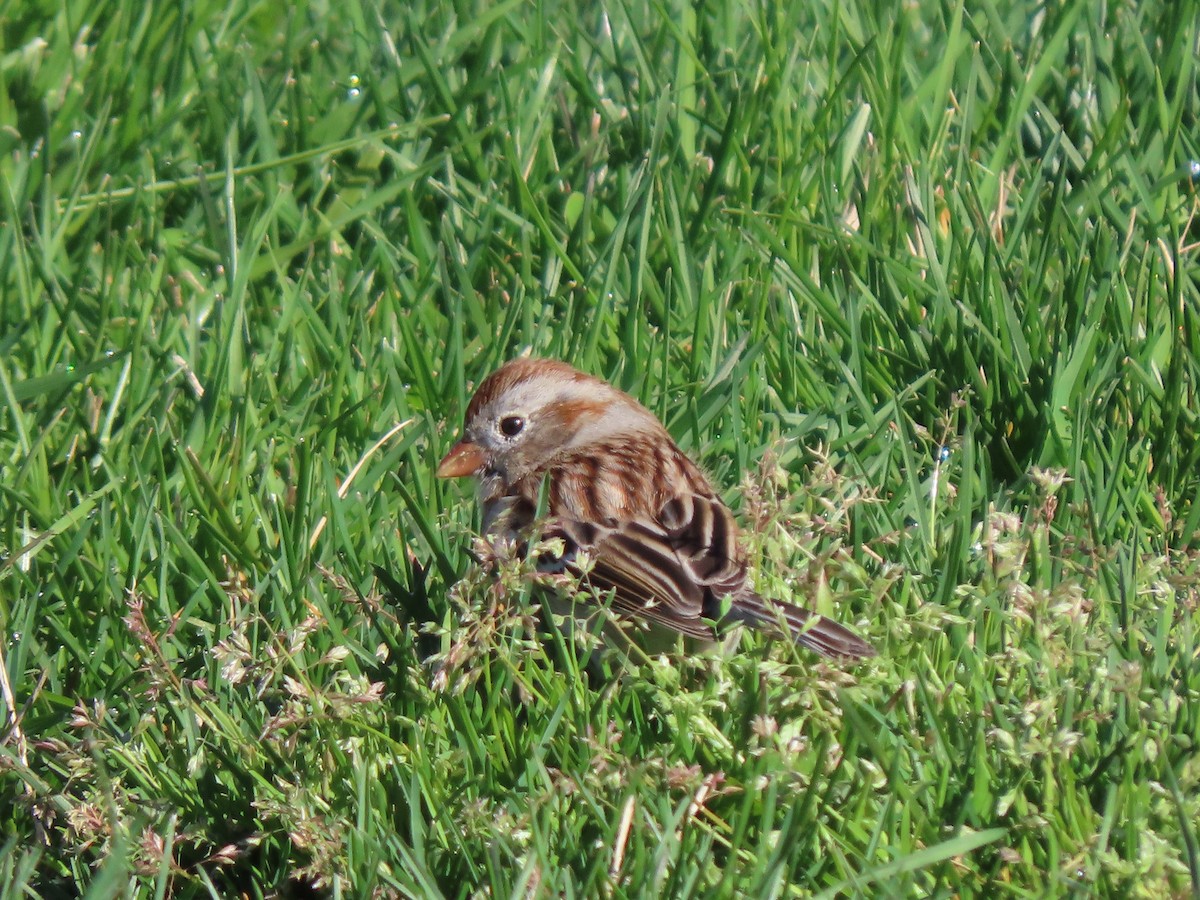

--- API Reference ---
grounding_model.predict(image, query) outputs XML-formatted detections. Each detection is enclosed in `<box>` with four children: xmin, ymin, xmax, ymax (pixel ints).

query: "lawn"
<box><xmin>1</xmin><ymin>0</ymin><xmax>1198</xmax><ymax>896</ymax></box>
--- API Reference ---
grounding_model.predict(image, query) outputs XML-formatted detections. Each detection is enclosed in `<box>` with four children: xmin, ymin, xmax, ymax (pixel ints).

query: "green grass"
<box><xmin>1</xmin><ymin>0</ymin><xmax>1198</xmax><ymax>895</ymax></box>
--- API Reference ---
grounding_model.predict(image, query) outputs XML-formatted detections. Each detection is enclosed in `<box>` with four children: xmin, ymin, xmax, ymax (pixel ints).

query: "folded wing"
<box><xmin>540</xmin><ymin>494</ymin><xmax>874</xmax><ymax>659</ymax></box>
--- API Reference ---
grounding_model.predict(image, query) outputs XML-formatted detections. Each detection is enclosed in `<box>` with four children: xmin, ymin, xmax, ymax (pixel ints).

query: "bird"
<box><xmin>436</xmin><ymin>357</ymin><xmax>875</xmax><ymax>660</ymax></box>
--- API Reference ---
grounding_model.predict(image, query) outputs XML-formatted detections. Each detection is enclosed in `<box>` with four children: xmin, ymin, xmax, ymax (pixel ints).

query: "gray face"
<box><xmin>466</xmin><ymin>374</ymin><xmax>596</xmax><ymax>487</ymax></box>
<box><xmin>465</xmin><ymin>369</ymin><xmax>661</xmax><ymax>492</ymax></box>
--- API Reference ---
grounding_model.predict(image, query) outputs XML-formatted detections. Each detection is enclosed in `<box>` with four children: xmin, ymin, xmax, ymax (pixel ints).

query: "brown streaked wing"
<box><xmin>658</xmin><ymin>494</ymin><xmax>746</xmax><ymax>596</ymax></box>
<box><xmin>545</xmin><ymin>516</ymin><xmax>714</xmax><ymax>637</ymax></box>
<box><xmin>546</xmin><ymin>493</ymin><xmax>748</xmax><ymax>639</ymax></box>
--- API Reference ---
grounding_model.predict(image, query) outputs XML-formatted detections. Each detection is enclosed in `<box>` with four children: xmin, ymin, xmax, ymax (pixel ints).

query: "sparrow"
<box><xmin>437</xmin><ymin>357</ymin><xmax>875</xmax><ymax>660</ymax></box>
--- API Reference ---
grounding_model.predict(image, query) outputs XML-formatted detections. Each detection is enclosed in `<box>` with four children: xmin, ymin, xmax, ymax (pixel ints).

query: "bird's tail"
<box><xmin>730</xmin><ymin>593</ymin><xmax>875</xmax><ymax>660</ymax></box>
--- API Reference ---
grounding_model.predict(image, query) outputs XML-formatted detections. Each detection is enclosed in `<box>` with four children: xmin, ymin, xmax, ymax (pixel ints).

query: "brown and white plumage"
<box><xmin>437</xmin><ymin>358</ymin><xmax>875</xmax><ymax>660</ymax></box>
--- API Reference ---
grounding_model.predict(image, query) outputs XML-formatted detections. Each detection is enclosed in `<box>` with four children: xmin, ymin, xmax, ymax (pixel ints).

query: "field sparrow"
<box><xmin>437</xmin><ymin>358</ymin><xmax>875</xmax><ymax>660</ymax></box>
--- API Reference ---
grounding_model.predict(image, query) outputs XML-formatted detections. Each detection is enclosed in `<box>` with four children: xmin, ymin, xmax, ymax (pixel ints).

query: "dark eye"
<box><xmin>499</xmin><ymin>416</ymin><xmax>525</xmax><ymax>437</ymax></box>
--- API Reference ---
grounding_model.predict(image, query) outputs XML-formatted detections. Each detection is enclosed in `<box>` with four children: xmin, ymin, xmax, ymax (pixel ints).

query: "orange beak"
<box><xmin>436</xmin><ymin>440</ymin><xmax>487</xmax><ymax>478</ymax></box>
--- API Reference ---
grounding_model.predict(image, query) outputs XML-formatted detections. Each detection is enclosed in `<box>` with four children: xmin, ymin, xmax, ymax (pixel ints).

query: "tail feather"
<box><xmin>730</xmin><ymin>593</ymin><xmax>875</xmax><ymax>660</ymax></box>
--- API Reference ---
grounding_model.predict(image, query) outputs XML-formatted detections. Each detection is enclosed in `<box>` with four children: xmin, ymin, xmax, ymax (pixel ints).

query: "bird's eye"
<box><xmin>499</xmin><ymin>416</ymin><xmax>525</xmax><ymax>437</ymax></box>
